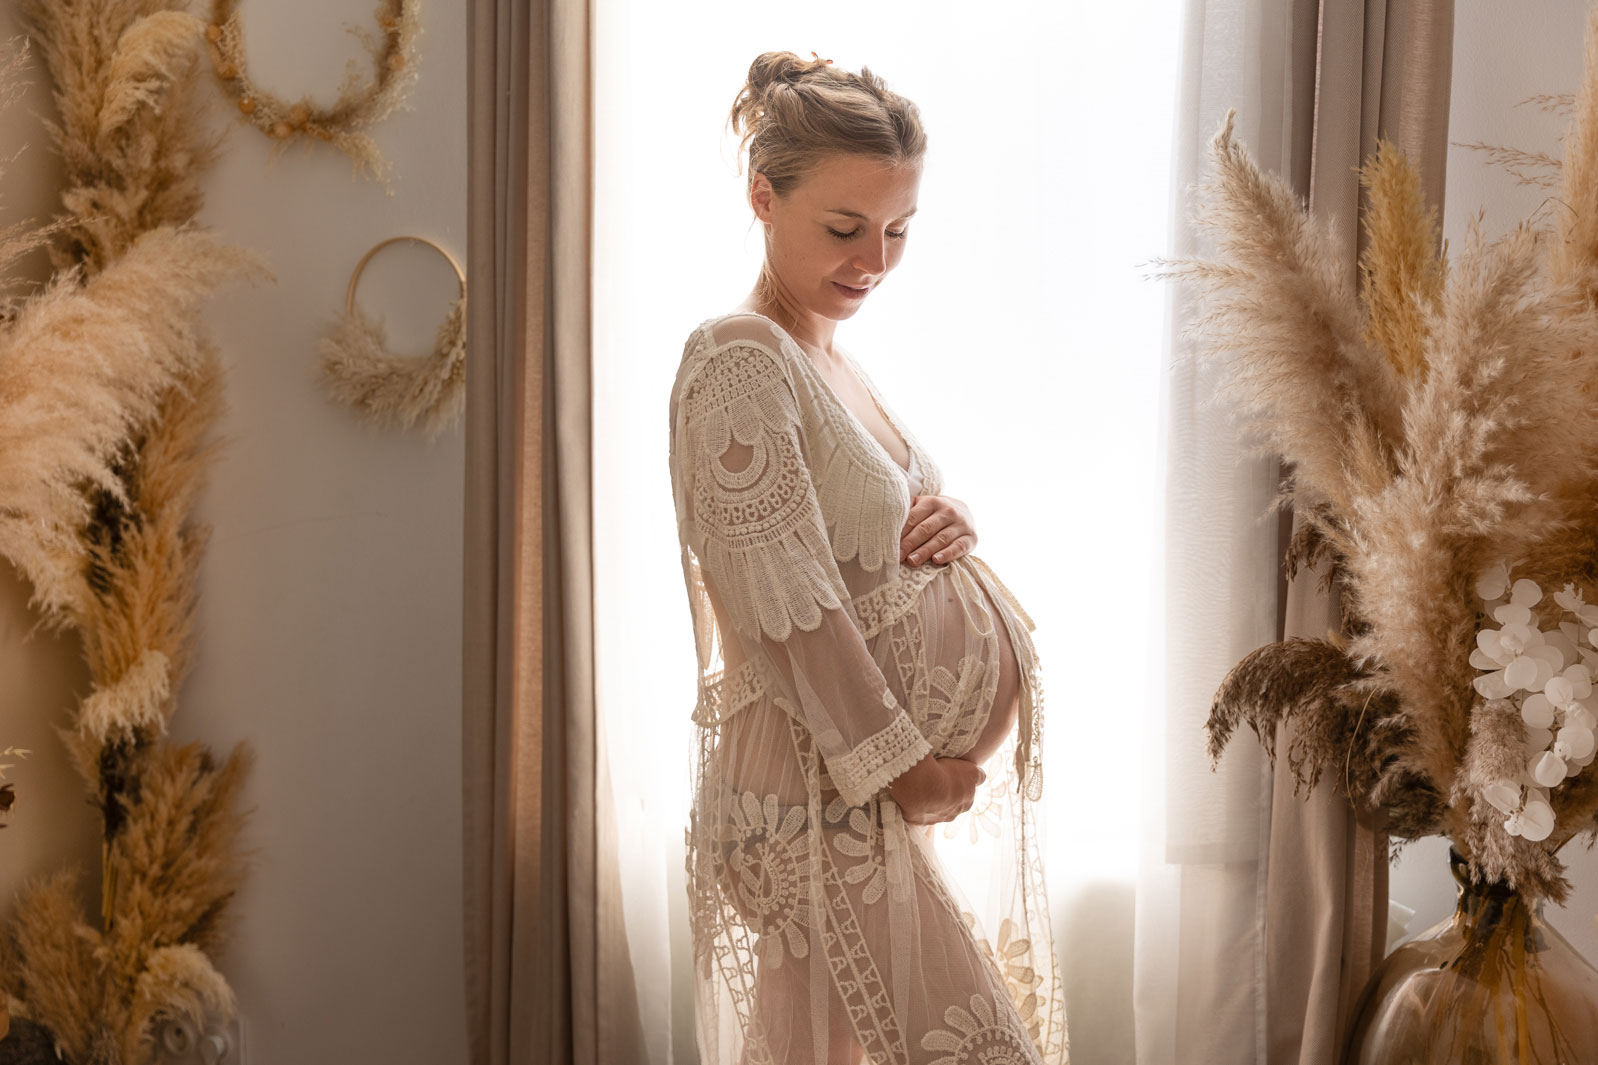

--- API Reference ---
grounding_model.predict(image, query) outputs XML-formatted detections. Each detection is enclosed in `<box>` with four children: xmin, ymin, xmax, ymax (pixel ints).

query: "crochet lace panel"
<box><xmin>676</xmin><ymin>338</ymin><xmax>851</xmax><ymax>642</ymax></box>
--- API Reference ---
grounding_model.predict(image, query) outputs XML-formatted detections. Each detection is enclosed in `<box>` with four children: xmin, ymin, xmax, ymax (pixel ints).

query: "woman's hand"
<box><xmin>887</xmin><ymin>754</ymin><xmax>985</xmax><ymax>824</ymax></box>
<box><xmin>900</xmin><ymin>494</ymin><xmax>977</xmax><ymax>566</ymax></box>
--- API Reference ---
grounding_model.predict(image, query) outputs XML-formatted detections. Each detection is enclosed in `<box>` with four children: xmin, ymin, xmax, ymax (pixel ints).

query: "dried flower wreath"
<box><xmin>206</xmin><ymin>0</ymin><xmax>421</xmax><ymax>191</ymax></box>
<box><xmin>318</xmin><ymin>235</ymin><xmax>465</xmax><ymax>440</ymax></box>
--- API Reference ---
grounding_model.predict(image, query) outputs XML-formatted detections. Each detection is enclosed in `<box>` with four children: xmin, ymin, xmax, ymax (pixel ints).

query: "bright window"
<box><xmin>593</xmin><ymin>4</ymin><xmax>1183</xmax><ymax>1057</ymax></box>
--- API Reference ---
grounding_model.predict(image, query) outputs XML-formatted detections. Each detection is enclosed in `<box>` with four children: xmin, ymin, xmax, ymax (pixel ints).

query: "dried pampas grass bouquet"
<box><xmin>318</xmin><ymin>235</ymin><xmax>465</xmax><ymax>441</ymax></box>
<box><xmin>1160</xmin><ymin>83</ymin><xmax>1598</xmax><ymax>901</ymax></box>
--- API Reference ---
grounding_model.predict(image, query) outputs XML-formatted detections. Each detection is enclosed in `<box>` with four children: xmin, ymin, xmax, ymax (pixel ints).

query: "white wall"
<box><xmin>0</xmin><ymin>4</ymin><xmax>468</xmax><ymax>1062</ymax></box>
<box><xmin>1387</xmin><ymin>0</ymin><xmax>1598</xmax><ymax>962</ymax></box>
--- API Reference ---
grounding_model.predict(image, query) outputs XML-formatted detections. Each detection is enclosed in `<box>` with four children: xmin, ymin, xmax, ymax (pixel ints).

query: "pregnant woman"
<box><xmin>669</xmin><ymin>52</ymin><xmax>1066</xmax><ymax>1065</ymax></box>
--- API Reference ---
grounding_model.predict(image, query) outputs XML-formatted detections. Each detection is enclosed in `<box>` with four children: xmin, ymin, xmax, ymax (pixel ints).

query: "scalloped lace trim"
<box><xmin>827</xmin><ymin>708</ymin><xmax>932</xmax><ymax>806</ymax></box>
<box><xmin>692</xmin><ymin>662</ymin><xmax>765</xmax><ymax>726</ymax></box>
<box><xmin>853</xmin><ymin>563</ymin><xmax>942</xmax><ymax>639</ymax></box>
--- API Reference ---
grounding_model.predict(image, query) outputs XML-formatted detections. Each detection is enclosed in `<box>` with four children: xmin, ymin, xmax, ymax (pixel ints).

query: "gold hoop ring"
<box><xmin>345</xmin><ymin>236</ymin><xmax>465</xmax><ymax>316</ymax></box>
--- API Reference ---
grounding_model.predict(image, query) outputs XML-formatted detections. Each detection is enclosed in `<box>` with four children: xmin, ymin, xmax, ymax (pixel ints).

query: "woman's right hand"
<box><xmin>887</xmin><ymin>754</ymin><xmax>985</xmax><ymax>825</ymax></box>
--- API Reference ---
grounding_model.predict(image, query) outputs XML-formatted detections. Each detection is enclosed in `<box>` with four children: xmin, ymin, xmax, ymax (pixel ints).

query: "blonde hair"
<box><xmin>727</xmin><ymin>51</ymin><xmax>927</xmax><ymax>202</ymax></box>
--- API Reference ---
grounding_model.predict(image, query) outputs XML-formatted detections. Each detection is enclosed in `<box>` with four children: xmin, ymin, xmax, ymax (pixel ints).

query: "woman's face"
<box><xmin>751</xmin><ymin>153</ymin><xmax>921</xmax><ymax>322</ymax></box>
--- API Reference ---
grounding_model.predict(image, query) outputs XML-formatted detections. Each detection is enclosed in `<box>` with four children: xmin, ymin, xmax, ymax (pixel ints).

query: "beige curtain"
<box><xmin>1136</xmin><ymin>2</ymin><xmax>1318</xmax><ymax>1060</ymax></box>
<box><xmin>462</xmin><ymin>1</ymin><xmax>645</xmax><ymax>1063</ymax></box>
<box><xmin>1263</xmin><ymin>3</ymin><xmax>1454</xmax><ymax>1062</ymax></box>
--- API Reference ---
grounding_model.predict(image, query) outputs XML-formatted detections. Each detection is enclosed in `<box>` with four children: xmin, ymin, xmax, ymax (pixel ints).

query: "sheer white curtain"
<box><xmin>593</xmin><ymin>3</ymin><xmax>1181</xmax><ymax>1061</ymax></box>
<box><xmin>1134</xmin><ymin>1</ymin><xmax>1316</xmax><ymax>1062</ymax></box>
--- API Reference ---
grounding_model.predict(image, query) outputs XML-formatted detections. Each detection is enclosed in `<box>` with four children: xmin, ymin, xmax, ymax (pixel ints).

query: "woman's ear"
<box><xmin>749</xmin><ymin>172</ymin><xmax>774</xmax><ymax>224</ymax></box>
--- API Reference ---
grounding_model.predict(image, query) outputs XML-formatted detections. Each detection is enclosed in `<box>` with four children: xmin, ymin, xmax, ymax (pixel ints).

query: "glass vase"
<box><xmin>1343</xmin><ymin>849</ymin><xmax>1598</xmax><ymax>1064</ymax></box>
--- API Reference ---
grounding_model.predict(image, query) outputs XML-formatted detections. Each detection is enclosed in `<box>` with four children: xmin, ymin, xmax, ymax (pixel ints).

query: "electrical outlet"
<box><xmin>223</xmin><ymin>1013</ymin><xmax>248</xmax><ymax>1065</ymax></box>
<box><xmin>149</xmin><ymin>1012</ymin><xmax>246</xmax><ymax>1065</ymax></box>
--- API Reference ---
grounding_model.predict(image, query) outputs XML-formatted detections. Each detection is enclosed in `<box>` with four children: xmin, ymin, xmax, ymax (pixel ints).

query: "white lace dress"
<box><xmin>670</xmin><ymin>311</ymin><xmax>1067</xmax><ymax>1065</ymax></box>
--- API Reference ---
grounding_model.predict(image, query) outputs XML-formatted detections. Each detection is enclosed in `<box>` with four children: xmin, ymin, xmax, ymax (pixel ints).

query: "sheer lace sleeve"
<box><xmin>673</xmin><ymin>333</ymin><xmax>931</xmax><ymax>805</ymax></box>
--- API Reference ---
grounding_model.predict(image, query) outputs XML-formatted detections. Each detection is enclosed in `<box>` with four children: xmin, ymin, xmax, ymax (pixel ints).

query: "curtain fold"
<box><xmin>463</xmin><ymin>1</ymin><xmax>645</xmax><ymax>1062</ymax></box>
<box><xmin>1262</xmin><ymin>4</ymin><xmax>1454</xmax><ymax>1063</ymax></box>
<box><xmin>1135</xmin><ymin>2</ymin><xmax>1317</xmax><ymax>1062</ymax></box>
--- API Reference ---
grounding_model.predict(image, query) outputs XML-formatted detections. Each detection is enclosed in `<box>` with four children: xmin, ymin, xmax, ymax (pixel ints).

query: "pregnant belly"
<box><xmin>900</xmin><ymin>561</ymin><xmax>1022</xmax><ymax>769</ymax></box>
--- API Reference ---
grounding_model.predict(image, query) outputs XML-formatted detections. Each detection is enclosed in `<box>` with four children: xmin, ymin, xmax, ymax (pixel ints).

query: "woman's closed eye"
<box><xmin>827</xmin><ymin>227</ymin><xmax>908</xmax><ymax>241</ymax></box>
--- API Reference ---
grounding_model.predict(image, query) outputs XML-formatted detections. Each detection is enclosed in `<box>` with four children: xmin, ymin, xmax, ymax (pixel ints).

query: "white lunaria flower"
<box><xmin>1532</xmin><ymin>750</ymin><xmax>1569</xmax><ymax>788</ymax></box>
<box><xmin>1475</xmin><ymin>573</ymin><xmax>1598</xmax><ymax>841</ymax></box>
<box><xmin>1484</xmin><ymin>779</ymin><xmax>1523</xmax><ymax>814</ymax></box>
<box><xmin>1475</xmin><ymin>670</ymin><xmax>1514</xmax><ymax>701</ymax></box>
<box><xmin>1556</xmin><ymin>726</ymin><xmax>1596</xmax><ymax>763</ymax></box>
<box><xmin>1507</xmin><ymin>655</ymin><xmax>1542</xmax><ymax>692</ymax></box>
<box><xmin>1546</xmin><ymin>676</ymin><xmax>1576</xmax><ymax>707</ymax></box>
<box><xmin>1477</xmin><ymin>562</ymin><xmax>1511</xmax><ymax>602</ymax></box>
<box><xmin>1523</xmin><ymin>694</ymin><xmax>1556</xmax><ymax>730</ymax></box>
<box><xmin>1474</xmin><ymin>616</ymin><xmax>1560</xmax><ymax>697</ymax></box>
<box><xmin>1550</xmin><ymin>623</ymin><xmax>1584</xmax><ymax>663</ymax></box>
<box><xmin>1496</xmin><ymin>602</ymin><xmax>1534</xmax><ymax>627</ymax></box>
<box><xmin>1507</xmin><ymin>793</ymin><xmax>1556</xmax><ymax>842</ymax></box>
<box><xmin>1556</xmin><ymin>584</ymin><xmax>1598</xmax><ymax>627</ymax></box>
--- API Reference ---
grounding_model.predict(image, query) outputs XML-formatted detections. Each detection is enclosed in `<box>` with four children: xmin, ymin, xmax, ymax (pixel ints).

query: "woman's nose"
<box><xmin>853</xmin><ymin>234</ymin><xmax>889</xmax><ymax>275</ymax></box>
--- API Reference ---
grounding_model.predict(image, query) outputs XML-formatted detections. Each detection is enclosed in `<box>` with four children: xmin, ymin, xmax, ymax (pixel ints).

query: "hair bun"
<box><xmin>727</xmin><ymin>50</ymin><xmax>926</xmax><ymax>197</ymax></box>
<box><xmin>745</xmin><ymin>50</ymin><xmax>826</xmax><ymax>95</ymax></box>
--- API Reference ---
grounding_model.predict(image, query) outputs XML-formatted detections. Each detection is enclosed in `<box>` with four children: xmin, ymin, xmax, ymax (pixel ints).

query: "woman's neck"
<box><xmin>745</xmin><ymin>270</ymin><xmax>837</xmax><ymax>361</ymax></box>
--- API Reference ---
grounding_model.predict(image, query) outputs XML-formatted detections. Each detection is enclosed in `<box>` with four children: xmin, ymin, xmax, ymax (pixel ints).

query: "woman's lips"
<box><xmin>832</xmin><ymin>281</ymin><xmax>869</xmax><ymax>299</ymax></box>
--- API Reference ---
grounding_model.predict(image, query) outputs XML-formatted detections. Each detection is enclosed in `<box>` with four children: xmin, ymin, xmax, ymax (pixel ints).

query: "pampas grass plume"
<box><xmin>6</xmin><ymin>871</ymin><xmax>106</xmax><ymax>1063</ymax></box>
<box><xmin>1358</xmin><ymin>139</ymin><xmax>1445</xmax><ymax>380</ymax></box>
<box><xmin>0</xmin><ymin>226</ymin><xmax>262</xmax><ymax>627</ymax></box>
<box><xmin>1159</xmin><ymin>110</ymin><xmax>1401</xmax><ymax>517</ymax></box>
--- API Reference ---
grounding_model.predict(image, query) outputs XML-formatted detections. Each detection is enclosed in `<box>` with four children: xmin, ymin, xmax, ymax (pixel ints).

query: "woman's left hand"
<box><xmin>901</xmin><ymin>494</ymin><xmax>977</xmax><ymax>566</ymax></box>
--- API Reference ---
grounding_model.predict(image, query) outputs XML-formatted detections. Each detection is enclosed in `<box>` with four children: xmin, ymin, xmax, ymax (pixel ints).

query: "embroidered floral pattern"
<box><xmin>715</xmin><ymin>790</ymin><xmax>815</xmax><ymax>969</ymax></box>
<box><xmin>825</xmin><ymin>795</ymin><xmax>889</xmax><ymax>904</ymax></box>
<box><xmin>956</xmin><ymin>910</ymin><xmax>1050</xmax><ymax>1054</ymax></box>
<box><xmin>922</xmin><ymin>653</ymin><xmax>996</xmax><ymax>754</ymax></box>
<box><xmin>921</xmin><ymin>991</ymin><xmax>1039</xmax><ymax>1065</ymax></box>
<box><xmin>980</xmin><ymin>917</ymin><xmax>1046</xmax><ymax>1049</ymax></box>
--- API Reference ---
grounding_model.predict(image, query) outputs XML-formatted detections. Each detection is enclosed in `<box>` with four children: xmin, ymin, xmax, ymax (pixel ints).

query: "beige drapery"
<box><xmin>1263</xmin><ymin>3</ymin><xmax>1454</xmax><ymax>1062</ymax></box>
<box><xmin>462</xmin><ymin>1</ymin><xmax>645</xmax><ymax>1062</ymax></box>
<box><xmin>1138</xmin><ymin>3</ymin><xmax>1317</xmax><ymax>1060</ymax></box>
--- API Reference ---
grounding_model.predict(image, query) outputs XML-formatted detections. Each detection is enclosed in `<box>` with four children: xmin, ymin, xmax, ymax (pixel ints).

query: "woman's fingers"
<box><xmin>904</xmin><ymin>525</ymin><xmax>974</xmax><ymax>565</ymax></box>
<box><xmin>900</xmin><ymin>495</ymin><xmax>977</xmax><ymax>563</ymax></box>
<box><xmin>930</xmin><ymin>535</ymin><xmax>974</xmax><ymax>564</ymax></box>
<box><xmin>899</xmin><ymin>498</ymin><xmax>942</xmax><ymax>555</ymax></box>
<box><xmin>901</xmin><ymin>513</ymin><xmax>962</xmax><ymax>560</ymax></box>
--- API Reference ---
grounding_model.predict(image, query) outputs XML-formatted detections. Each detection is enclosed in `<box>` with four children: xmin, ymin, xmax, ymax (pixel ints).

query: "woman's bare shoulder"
<box><xmin>695</xmin><ymin>309</ymin><xmax>791</xmax><ymax>354</ymax></box>
<box><xmin>676</xmin><ymin>312</ymin><xmax>801</xmax><ymax>410</ymax></box>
